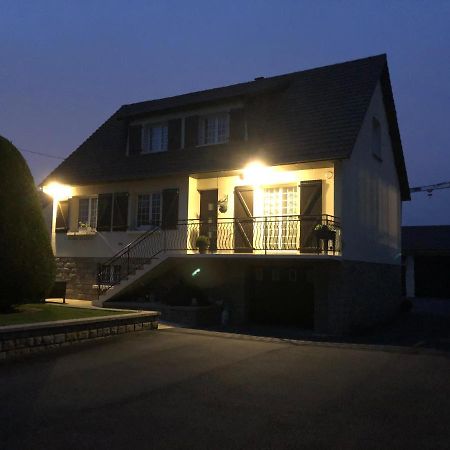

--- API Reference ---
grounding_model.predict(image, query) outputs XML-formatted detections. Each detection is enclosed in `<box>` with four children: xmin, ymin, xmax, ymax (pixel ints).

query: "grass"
<box><xmin>0</xmin><ymin>303</ymin><xmax>127</xmax><ymax>327</ymax></box>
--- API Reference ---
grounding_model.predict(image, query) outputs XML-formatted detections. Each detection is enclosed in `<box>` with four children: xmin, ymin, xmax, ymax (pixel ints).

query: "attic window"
<box><xmin>198</xmin><ymin>112</ymin><xmax>229</xmax><ymax>145</ymax></box>
<box><xmin>142</xmin><ymin>123</ymin><xmax>168</xmax><ymax>153</ymax></box>
<box><xmin>372</xmin><ymin>117</ymin><xmax>382</xmax><ymax>161</ymax></box>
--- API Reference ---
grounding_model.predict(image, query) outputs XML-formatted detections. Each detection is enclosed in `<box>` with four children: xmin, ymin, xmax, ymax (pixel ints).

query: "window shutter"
<box><xmin>168</xmin><ymin>118</ymin><xmax>182</xmax><ymax>150</ymax></box>
<box><xmin>55</xmin><ymin>200</ymin><xmax>69</xmax><ymax>233</ymax></box>
<box><xmin>128</xmin><ymin>125</ymin><xmax>142</xmax><ymax>155</ymax></box>
<box><xmin>229</xmin><ymin>109</ymin><xmax>246</xmax><ymax>142</ymax></box>
<box><xmin>300</xmin><ymin>180</ymin><xmax>323</xmax><ymax>253</ymax></box>
<box><xmin>161</xmin><ymin>188</ymin><xmax>179</xmax><ymax>230</ymax></box>
<box><xmin>97</xmin><ymin>193</ymin><xmax>113</xmax><ymax>231</ymax></box>
<box><xmin>112</xmin><ymin>192</ymin><xmax>129</xmax><ymax>231</ymax></box>
<box><xmin>184</xmin><ymin>116</ymin><xmax>199</xmax><ymax>148</ymax></box>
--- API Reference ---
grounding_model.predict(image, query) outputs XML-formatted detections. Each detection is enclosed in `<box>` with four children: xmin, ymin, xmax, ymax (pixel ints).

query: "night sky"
<box><xmin>1</xmin><ymin>1</ymin><xmax>449</xmax><ymax>225</ymax></box>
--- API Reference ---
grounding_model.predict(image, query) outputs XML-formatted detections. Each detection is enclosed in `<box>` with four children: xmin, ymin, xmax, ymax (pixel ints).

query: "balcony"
<box><xmin>181</xmin><ymin>214</ymin><xmax>340</xmax><ymax>255</ymax></box>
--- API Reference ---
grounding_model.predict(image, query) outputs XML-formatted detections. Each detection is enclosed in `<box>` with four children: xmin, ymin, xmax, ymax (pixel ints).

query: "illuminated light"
<box><xmin>191</xmin><ymin>268</ymin><xmax>201</xmax><ymax>277</ymax></box>
<box><xmin>242</xmin><ymin>161</ymin><xmax>269</xmax><ymax>186</ymax></box>
<box><xmin>43</xmin><ymin>182</ymin><xmax>73</xmax><ymax>201</ymax></box>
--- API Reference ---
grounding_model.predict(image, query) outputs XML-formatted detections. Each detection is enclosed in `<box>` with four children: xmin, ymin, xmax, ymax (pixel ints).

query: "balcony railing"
<box><xmin>97</xmin><ymin>214</ymin><xmax>340</xmax><ymax>296</ymax></box>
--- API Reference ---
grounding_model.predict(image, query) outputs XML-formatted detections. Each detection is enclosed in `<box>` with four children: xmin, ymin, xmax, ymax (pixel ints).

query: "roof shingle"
<box><xmin>44</xmin><ymin>54</ymin><xmax>409</xmax><ymax>199</ymax></box>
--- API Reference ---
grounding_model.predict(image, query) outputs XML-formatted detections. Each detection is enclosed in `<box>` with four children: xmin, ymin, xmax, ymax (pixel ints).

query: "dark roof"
<box><xmin>402</xmin><ymin>226</ymin><xmax>450</xmax><ymax>252</ymax></box>
<box><xmin>44</xmin><ymin>54</ymin><xmax>409</xmax><ymax>199</ymax></box>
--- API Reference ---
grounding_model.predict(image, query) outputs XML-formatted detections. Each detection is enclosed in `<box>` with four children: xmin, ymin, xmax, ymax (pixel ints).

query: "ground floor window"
<box><xmin>263</xmin><ymin>186</ymin><xmax>298</xmax><ymax>249</ymax></box>
<box><xmin>137</xmin><ymin>193</ymin><xmax>162</xmax><ymax>228</ymax></box>
<box><xmin>78</xmin><ymin>197</ymin><xmax>98</xmax><ymax>230</ymax></box>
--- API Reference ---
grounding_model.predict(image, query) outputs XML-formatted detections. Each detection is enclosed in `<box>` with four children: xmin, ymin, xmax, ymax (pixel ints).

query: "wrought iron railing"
<box><xmin>97</xmin><ymin>214</ymin><xmax>340</xmax><ymax>297</ymax></box>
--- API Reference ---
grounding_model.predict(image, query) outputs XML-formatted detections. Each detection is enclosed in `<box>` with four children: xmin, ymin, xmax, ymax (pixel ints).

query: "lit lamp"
<box><xmin>42</xmin><ymin>182</ymin><xmax>73</xmax><ymax>253</ymax></box>
<box><xmin>241</xmin><ymin>161</ymin><xmax>268</xmax><ymax>186</ymax></box>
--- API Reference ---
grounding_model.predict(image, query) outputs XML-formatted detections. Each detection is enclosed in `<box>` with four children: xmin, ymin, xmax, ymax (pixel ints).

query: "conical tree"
<box><xmin>0</xmin><ymin>135</ymin><xmax>55</xmax><ymax>310</ymax></box>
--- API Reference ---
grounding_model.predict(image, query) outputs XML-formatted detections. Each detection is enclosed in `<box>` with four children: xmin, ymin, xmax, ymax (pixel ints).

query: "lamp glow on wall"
<box><xmin>42</xmin><ymin>182</ymin><xmax>73</xmax><ymax>254</ymax></box>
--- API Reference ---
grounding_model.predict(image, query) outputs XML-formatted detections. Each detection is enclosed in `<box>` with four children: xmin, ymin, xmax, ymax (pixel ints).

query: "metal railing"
<box><xmin>97</xmin><ymin>214</ymin><xmax>340</xmax><ymax>297</ymax></box>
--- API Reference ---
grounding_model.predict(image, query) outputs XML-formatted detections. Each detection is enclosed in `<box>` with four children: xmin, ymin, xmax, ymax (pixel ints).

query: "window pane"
<box><xmin>78</xmin><ymin>198</ymin><xmax>89</xmax><ymax>226</ymax></box>
<box><xmin>217</xmin><ymin>114</ymin><xmax>229</xmax><ymax>142</ymax></box>
<box><xmin>151</xmin><ymin>193</ymin><xmax>161</xmax><ymax>225</ymax></box>
<box><xmin>90</xmin><ymin>198</ymin><xmax>98</xmax><ymax>228</ymax></box>
<box><xmin>137</xmin><ymin>194</ymin><xmax>150</xmax><ymax>226</ymax></box>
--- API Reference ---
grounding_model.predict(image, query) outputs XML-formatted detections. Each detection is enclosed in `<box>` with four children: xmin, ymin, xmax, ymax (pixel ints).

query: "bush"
<box><xmin>0</xmin><ymin>136</ymin><xmax>55</xmax><ymax>310</ymax></box>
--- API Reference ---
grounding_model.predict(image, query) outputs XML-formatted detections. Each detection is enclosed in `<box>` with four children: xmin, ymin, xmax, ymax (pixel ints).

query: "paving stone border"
<box><xmin>0</xmin><ymin>310</ymin><xmax>159</xmax><ymax>361</ymax></box>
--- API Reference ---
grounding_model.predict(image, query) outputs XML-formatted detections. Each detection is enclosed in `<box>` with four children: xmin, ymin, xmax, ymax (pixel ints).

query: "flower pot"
<box><xmin>198</xmin><ymin>244</ymin><xmax>208</xmax><ymax>254</ymax></box>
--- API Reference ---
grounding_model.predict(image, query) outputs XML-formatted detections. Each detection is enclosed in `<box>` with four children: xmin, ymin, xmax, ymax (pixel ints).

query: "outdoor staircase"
<box><xmin>93</xmin><ymin>227</ymin><xmax>173</xmax><ymax>307</ymax></box>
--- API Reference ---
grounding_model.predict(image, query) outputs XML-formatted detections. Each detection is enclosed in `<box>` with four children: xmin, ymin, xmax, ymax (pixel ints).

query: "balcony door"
<box><xmin>300</xmin><ymin>180</ymin><xmax>322</xmax><ymax>253</ymax></box>
<box><xmin>199</xmin><ymin>189</ymin><xmax>218</xmax><ymax>251</ymax></box>
<box><xmin>263</xmin><ymin>186</ymin><xmax>299</xmax><ymax>250</ymax></box>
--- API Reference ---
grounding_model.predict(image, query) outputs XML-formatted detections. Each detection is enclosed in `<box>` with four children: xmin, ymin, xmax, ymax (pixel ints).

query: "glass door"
<box><xmin>263</xmin><ymin>186</ymin><xmax>299</xmax><ymax>250</ymax></box>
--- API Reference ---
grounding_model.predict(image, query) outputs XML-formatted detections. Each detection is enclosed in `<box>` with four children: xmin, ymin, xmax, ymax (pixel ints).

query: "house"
<box><xmin>42</xmin><ymin>54</ymin><xmax>409</xmax><ymax>335</ymax></box>
<box><xmin>402</xmin><ymin>226</ymin><xmax>450</xmax><ymax>299</ymax></box>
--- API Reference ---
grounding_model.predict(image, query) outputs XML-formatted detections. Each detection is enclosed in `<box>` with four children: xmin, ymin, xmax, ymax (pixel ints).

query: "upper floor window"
<box><xmin>198</xmin><ymin>112</ymin><xmax>230</xmax><ymax>145</ymax></box>
<box><xmin>136</xmin><ymin>193</ymin><xmax>162</xmax><ymax>228</ymax></box>
<box><xmin>372</xmin><ymin>117</ymin><xmax>382</xmax><ymax>161</ymax></box>
<box><xmin>142</xmin><ymin>123</ymin><xmax>168</xmax><ymax>153</ymax></box>
<box><xmin>78</xmin><ymin>197</ymin><xmax>98</xmax><ymax>230</ymax></box>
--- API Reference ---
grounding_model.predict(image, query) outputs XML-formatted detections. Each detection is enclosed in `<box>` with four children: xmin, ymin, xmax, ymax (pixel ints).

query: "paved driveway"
<box><xmin>1</xmin><ymin>328</ymin><xmax>449</xmax><ymax>449</ymax></box>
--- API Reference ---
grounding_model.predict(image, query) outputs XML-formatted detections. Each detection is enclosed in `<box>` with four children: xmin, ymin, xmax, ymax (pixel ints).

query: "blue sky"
<box><xmin>1</xmin><ymin>0</ymin><xmax>449</xmax><ymax>224</ymax></box>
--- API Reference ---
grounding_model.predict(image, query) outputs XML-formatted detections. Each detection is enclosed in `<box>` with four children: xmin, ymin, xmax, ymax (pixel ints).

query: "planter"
<box><xmin>197</xmin><ymin>244</ymin><xmax>208</xmax><ymax>254</ymax></box>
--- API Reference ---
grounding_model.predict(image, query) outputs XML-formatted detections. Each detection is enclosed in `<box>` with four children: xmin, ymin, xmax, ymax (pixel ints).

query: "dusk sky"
<box><xmin>1</xmin><ymin>0</ymin><xmax>449</xmax><ymax>225</ymax></box>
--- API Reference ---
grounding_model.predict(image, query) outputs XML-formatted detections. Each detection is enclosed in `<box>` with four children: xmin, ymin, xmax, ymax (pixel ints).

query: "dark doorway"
<box><xmin>415</xmin><ymin>255</ymin><xmax>450</xmax><ymax>298</ymax></box>
<box><xmin>247</xmin><ymin>265</ymin><xmax>314</xmax><ymax>328</ymax></box>
<box><xmin>300</xmin><ymin>180</ymin><xmax>322</xmax><ymax>253</ymax></box>
<box><xmin>234</xmin><ymin>186</ymin><xmax>254</xmax><ymax>253</ymax></box>
<box><xmin>199</xmin><ymin>189</ymin><xmax>218</xmax><ymax>251</ymax></box>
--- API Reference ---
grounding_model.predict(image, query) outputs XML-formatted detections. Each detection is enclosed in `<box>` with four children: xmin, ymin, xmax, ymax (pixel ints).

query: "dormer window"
<box><xmin>198</xmin><ymin>112</ymin><xmax>230</xmax><ymax>145</ymax></box>
<box><xmin>142</xmin><ymin>123</ymin><xmax>168</xmax><ymax>153</ymax></box>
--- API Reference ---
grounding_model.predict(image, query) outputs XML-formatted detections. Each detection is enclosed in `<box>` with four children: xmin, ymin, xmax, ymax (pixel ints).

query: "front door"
<box><xmin>199</xmin><ymin>189</ymin><xmax>218</xmax><ymax>251</ymax></box>
<box><xmin>234</xmin><ymin>186</ymin><xmax>254</xmax><ymax>253</ymax></box>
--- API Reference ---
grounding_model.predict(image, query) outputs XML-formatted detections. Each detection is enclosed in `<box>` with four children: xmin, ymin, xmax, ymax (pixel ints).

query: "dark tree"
<box><xmin>0</xmin><ymin>135</ymin><xmax>55</xmax><ymax>310</ymax></box>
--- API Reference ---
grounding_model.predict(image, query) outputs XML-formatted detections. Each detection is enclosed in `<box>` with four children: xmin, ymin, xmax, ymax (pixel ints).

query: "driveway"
<box><xmin>1</xmin><ymin>326</ymin><xmax>449</xmax><ymax>449</ymax></box>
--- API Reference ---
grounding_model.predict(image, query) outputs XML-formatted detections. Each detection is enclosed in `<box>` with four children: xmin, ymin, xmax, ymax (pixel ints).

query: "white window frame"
<box><xmin>78</xmin><ymin>196</ymin><xmax>98</xmax><ymax>231</ymax></box>
<box><xmin>142</xmin><ymin>122</ymin><xmax>168</xmax><ymax>154</ymax></box>
<box><xmin>263</xmin><ymin>185</ymin><xmax>299</xmax><ymax>250</ymax></box>
<box><xmin>136</xmin><ymin>192</ymin><xmax>162</xmax><ymax>230</ymax></box>
<box><xmin>198</xmin><ymin>112</ymin><xmax>230</xmax><ymax>146</ymax></box>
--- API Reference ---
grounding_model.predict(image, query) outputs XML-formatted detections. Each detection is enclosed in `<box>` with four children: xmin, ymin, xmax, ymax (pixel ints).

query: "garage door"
<box><xmin>415</xmin><ymin>255</ymin><xmax>450</xmax><ymax>298</ymax></box>
<box><xmin>247</xmin><ymin>266</ymin><xmax>314</xmax><ymax>328</ymax></box>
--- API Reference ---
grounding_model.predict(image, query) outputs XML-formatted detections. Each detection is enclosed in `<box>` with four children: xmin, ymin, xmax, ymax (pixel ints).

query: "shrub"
<box><xmin>0</xmin><ymin>136</ymin><xmax>56</xmax><ymax>310</ymax></box>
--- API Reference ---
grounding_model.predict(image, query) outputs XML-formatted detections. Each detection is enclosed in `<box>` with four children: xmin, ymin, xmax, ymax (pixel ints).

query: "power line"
<box><xmin>410</xmin><ymin>181</ymin><xmax>450</xmax><ymax>197</ymax></box>
<box><xmin>19</xmin><ymin>147</ymin><xmax>66</xmax><ymax>160</ymax></box>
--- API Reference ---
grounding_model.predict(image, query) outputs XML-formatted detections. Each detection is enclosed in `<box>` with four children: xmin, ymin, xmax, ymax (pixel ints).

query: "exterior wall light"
<box><xmin>242</xmin><ymin>161</ymin><xmax>268</xmax><ymax>186</ymax></box>
<box><xmin>42</xmin><ymin>182</ymin><xmax>73</xmax><ymax>201</ymax></box>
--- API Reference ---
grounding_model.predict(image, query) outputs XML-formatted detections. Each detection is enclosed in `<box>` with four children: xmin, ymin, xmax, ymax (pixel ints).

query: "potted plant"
<box><xmin>314</xmin><ymin>223</ymin><xmax>336</xmax><ymax>254</ymax></box>
<box><xmin>195</xmin><ymin>235</ymin><xmax>210</xmax><ymax>254</ymax></box>
<box><xmin>314</xmin><ymin>223</ymin><xmax>335</xmax><ymax>240</ymax></box>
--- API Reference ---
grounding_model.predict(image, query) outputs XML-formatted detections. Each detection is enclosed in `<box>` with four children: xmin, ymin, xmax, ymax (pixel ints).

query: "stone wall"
<box><xmin>314</xmin><ymin>260</ymin><xmax>402</xmax><ymax>335</ymax></box>
<box><xmin>0</xmin><ymin>311</ymin><xmax>159</xmax><ymax>361</ymax></box>
<box><xmin>55</xmin><ymin>257</ymin><xmax>105</xmax><ymax>300</ymax></box>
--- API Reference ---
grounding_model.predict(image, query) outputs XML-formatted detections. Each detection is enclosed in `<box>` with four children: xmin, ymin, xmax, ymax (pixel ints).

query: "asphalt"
<box><xmin>1</xmin><ymin>324</ymin><xmax>450</xmax><ymax>449</ymax></box>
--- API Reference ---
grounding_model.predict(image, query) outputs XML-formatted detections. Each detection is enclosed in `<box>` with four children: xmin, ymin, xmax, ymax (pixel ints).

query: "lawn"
<box><xmin>0</xmin><ymin>303</ymin><xmax>127</xmax><ymax>326</ymax></box>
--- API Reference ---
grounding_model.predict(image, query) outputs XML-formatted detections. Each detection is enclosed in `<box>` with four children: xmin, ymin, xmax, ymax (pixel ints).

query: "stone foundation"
<box><xmin>55</xmin><ymin>257</ymin><xmax>106</xmax><ymax>300</ymax></box>
<box><xmin>314</xmin><ymin>260</ymin><xmax>402</xmax><ymax>335</ymax></box>
<box><xmin>62</xmin><ymin>256</ymin><xmax>402</xmax><ymax>335</ymax></box>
